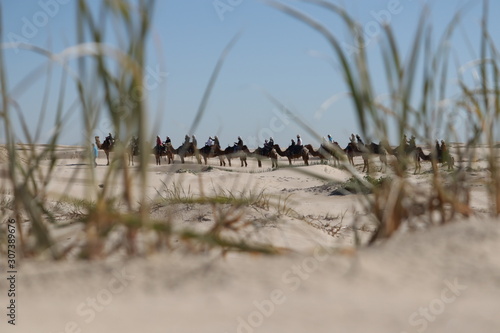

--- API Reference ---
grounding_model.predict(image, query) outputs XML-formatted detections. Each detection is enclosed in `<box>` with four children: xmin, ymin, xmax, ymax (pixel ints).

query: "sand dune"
<box><xmin>0</xmin><ymin>144</ymin><xmax>499</xmax><ymax>332</ymax></box>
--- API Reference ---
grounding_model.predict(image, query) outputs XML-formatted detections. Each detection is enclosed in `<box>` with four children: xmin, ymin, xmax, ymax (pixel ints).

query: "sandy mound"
<box><xmin>10</xmin><ymin>218</ymin><xmax>500</xmax><ymax>333</ymax></box>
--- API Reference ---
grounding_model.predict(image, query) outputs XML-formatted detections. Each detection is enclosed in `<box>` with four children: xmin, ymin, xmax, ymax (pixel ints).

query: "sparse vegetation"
<box><xmin>266</xmin><ymin>0</ymin><xmax>500</xmax><ymax>244</ymax></box>
<box><xmin>336</xmin><ymin>175</ymin><xmax>391</xmax><ymax>195</ymax></box>
<box><xmin>2</xmin><ymin>0</ymin><xmax>500</xmax><ymax>260</ymax></box>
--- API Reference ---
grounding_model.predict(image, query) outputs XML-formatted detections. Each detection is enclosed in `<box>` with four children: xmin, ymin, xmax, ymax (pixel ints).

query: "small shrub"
<box><xmin>335</xmin><ymin>176</ymin><xmax>391</xmax><ymax>195</ymax></box>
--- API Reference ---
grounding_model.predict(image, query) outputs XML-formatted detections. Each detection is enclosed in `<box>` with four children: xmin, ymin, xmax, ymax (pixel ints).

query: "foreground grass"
<box><xmin>1</xmin><ymin>0</ymin><xmax>499</xmax><ymax>259</ymax></box>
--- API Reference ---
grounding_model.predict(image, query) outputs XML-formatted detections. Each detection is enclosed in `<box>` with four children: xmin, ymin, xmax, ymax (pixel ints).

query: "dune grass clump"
<box><xmin>0</xmin><ymin>0</ymin><xmax>275</xmax><ymax>259</ymax></box>
<box><xmin>0</xmin><ymin>0</ymin><xmax>156</xmax><ymax>259</ymax></box>
<box><xmin>266</xmin><ymin>0</ymin><xmax>500</xmax><ymax>243</ymax></box>
<box><xmin>157</xmin><ymin>181</ymin><xmax>273</xmax><ymax>208</ymax></box>
<box><xmin>337</xmin><ymin>175</ymin><xmax>391</xmax><ymax>195</ymax></box>
<box><xmin>155</xmin><ymin>181</ymin><xmax>298</xmax><ymax>222</ymax></box>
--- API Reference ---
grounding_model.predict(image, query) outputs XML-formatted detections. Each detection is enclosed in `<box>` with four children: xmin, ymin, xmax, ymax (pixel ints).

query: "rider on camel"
<box><xmin>263</xmin><ymin>137</ymin><xmax>273</xmax><ymax>154</ymax></box>
<box><xmin>181</xmin><ymin>134</ymin><xmax>191</xmax><ymax>153</ymax></box>
<box><xmin>289</xmin><ymin>135</ymin><xmax>302</xmax><ymax>154</ymax></box>
<box><xmin>206</xmin><ymin>137</ymin><xmax>214</xmax><ymax>147</ymax></box>
<box><xmin>441</xmin><ymin>140</ymin><xmax>450</xmax><ymax>161</ymax></box>
<box><xmin>322</xmin><ymin>136</ymin><xmax>329</xmax><ymax>148</ymax></box>
<box><xmin>401</xmin><ymin>134</ymin><xmax>409</xmax><ymax>150</ymax></box>
<box><xmin>234</xmin><ymin>136</ymin><xmax>243</xmax><ymax>152</ymax></box>
<box><xmin>408</xmin><ymin>135</ymin><xmax>416</xmax><ymax>149</ymax></box>
<box><xmin>105</xmin><ymin>133</ymin><xmax>114</xmax><ymax>145</ymax></box>
<box><xmin>155</xmin><ymin>135</ymin><xmax>163</xmax><ymax>155</ymax></box>
<box><xmin>296</xmin><ymin>134</ymin><xmax>303</xmax><ymax>146</ymax></box>
<box><xmin>356</xmin><ymin>134</ymin><xmax>364</xmax><ymax>146</ymax></box>
<box><xmin>190</xmin><ymin>135</ymin><xmax>198</xmax><ymax>154</ymax></box>
<box><xmin>131</xmin><ymin>135</ymin><xmax>139</xmax><ymax>146</ymax></box>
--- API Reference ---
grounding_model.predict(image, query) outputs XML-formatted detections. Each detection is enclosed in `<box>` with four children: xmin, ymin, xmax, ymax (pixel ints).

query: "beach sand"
<box><xmin>0</xmin><ymin>144</ymin><xmax>499</xmax><ymax>332</ymax></box>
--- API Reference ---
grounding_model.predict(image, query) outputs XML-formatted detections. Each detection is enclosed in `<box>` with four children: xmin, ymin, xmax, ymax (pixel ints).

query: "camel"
<box><xmin>305</xmin><ymin>142</ymin><xmax>344</xmax><ymax>166</ymax></box>
<box><xmin>128</xmin><ymin>137</ymin><xmax>140</xmax><ymax>166</ymax></box>
<box><xmin>386</xmin><ymin>143</ymin><xmax>421</xmax><ymax>174</ymax></box>
<box><xmin>383</xmin><ymin>136</ymin><xmax>427</xmax><ymax>174</ymax></box>
<box><xmin>174</xmin><ymin>142</ymin><xmax>202</xmax><ymax>164</ymax></box>
<box><xmin>344</xmin><ymin>142</ymin><xmax>363</xmax><ymax>165</ymax></box>
<box><xmin>252</xmin><ymin>146</ymin><xmax>278</xmax><ymax>168</ymax></box>
<box><xmin>386</xmin><ymin>138</ymin><xmax>454</xmax><ymax>174</ymax></box>
<box><xmin>223</xmin><ymin>145</ymin><xmax>250</xmax><ymax>167</ymax></box>
<box><xmin>153</xmin><ymin>143</ymin><xmax>174</xmax><ymax>165</ymax></box>
<box><xmin>273</xmin><ymin>144</ymin><xmax>309</xmax><ymax>166</ymax></box>
<box><xmin>414</xmin><ymin>142</ymin><xmax>455</xmax><ymax>173</ymax></box>
<box><xmin>199</xmin><ymin>144</ymin><xmax>226</xmax><ymax>166</ymax></box>
<box><xmin>95</xmin><ymin>136</ymin><xmax>114</xmax><ymax>166</ymax></box>
<box><xmin>153</xmin><ymin>140</ymin><xmax>227</xmax><ymax>166</ymax></box>
<box><xmin>345</xmin><ymin>135</ymin><xmax>387</xmax><ymax>173</ymax></box>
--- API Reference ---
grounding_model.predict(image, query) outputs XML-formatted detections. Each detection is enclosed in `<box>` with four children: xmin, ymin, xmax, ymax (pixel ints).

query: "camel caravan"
<box><xmin>94</xmin><ymin>132</ymin><xmax>454</xmax><ymax>173</ymax></box>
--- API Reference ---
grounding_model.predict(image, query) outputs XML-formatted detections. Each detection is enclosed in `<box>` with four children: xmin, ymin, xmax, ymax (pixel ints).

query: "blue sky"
<box><xmin>1</xmin><ymin>0</ymin><xmax>498</xmax><ymax>147</ymax></box>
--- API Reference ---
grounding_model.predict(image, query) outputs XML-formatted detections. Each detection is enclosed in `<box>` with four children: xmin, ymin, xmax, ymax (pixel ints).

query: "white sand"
<box><xmin>0</xmin><ymin>144</ymin><xmax>499</xmax><ymax>332</ymax></box>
